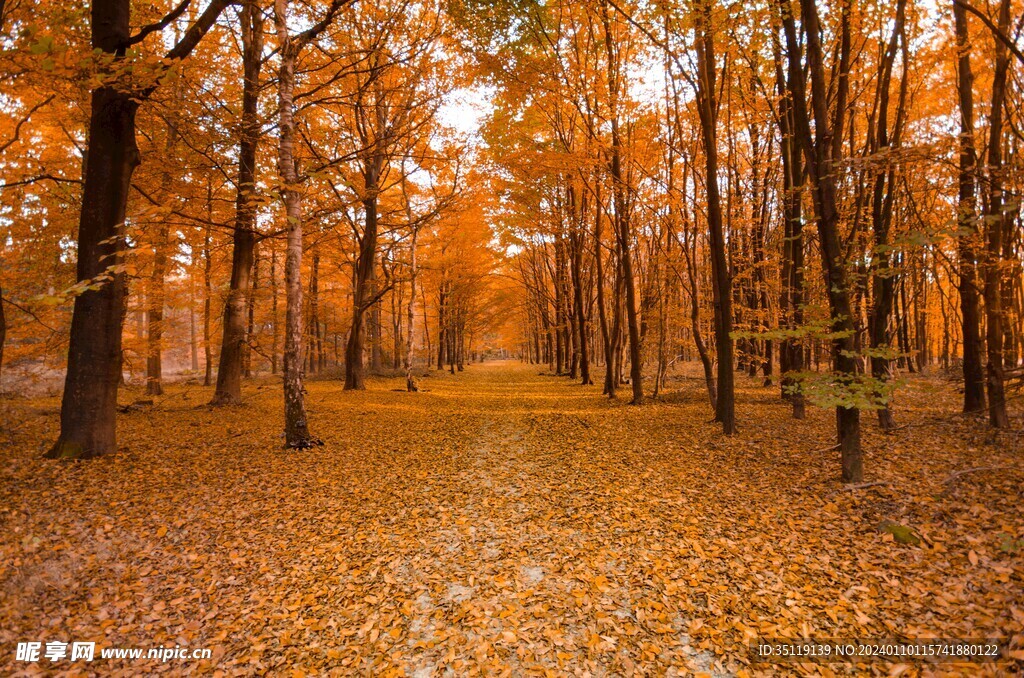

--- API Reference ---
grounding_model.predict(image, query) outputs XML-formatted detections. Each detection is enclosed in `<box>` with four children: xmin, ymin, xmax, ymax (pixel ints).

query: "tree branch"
<box><xmin>0</xmin><ymin>173</ymin><xmax>82</xmax><ymax>190</ymax></box>
<box><xmin>165</xmin><ymin>0</ymin><xmax>239</xmax><ymax>63</ymax></box>
<box><xmin>124</xmin><ymin>0</ymin><xmax>193</xmax><ymax>48</ymax></box>
<box><xmin>0</xmin><ymin>95</ymin><xmax>55</xmax><ymax>155</ymax></box>
<box><xmin>1</xmin><ymin>296</ymin><xmax>59</xmax><ymax>332</ymax></box>
<box><xmin>296</xmin><ymin>0</ymin><xmax>354</xmax><ymax>49</ymax></box>
<box><xmin>954</xmin><ymin>0</ymin><xmax>1024</xmax><ymax>65</ymax></box>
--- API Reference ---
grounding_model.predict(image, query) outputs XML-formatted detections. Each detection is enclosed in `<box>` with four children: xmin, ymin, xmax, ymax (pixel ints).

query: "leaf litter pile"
<box><xmin>1</xmin><ymin>362</ymin><xmax>1023</xmax><ymax>676</ymax></box>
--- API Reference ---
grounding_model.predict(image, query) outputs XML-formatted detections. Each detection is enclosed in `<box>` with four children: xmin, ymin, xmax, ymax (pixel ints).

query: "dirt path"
<box><xmin>1</xmin><ymin>361</ymin><xmax>1021</xmax><ymax>675</ymax></box>
<box><xmin>398</xmin><ymin>366</ymin><xmax>723</xmax><ymax>674</ymax></box>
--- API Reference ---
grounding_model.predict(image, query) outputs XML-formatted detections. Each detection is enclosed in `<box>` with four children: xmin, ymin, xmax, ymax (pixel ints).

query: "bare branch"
<box><xmin>124</xmin><ymin>0</ymin><xmax>193</xmax><ymax>48</ymax></box>
<box><xmin>954</xmin><ymin>0</ymin><xmax>1024</xmax><ymax>65</ymax></box>
<box><xmin>0</xmin><ymin>95</ymin><xmax>55</xmax><ymax>156</ymax></box>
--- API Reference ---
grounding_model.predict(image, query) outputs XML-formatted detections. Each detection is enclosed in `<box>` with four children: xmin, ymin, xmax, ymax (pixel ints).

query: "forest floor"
<box><xmin>1</xmin><ymin>361</ymin><xmax>1023</xmax><ymax>676</ymax></box>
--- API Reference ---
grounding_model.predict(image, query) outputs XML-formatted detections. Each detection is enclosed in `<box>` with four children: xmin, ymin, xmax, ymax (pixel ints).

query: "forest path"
<box><xmin>2</xmin><ymin>361</ymin><xmax>1022</xmax><ymax>675</ymax></box>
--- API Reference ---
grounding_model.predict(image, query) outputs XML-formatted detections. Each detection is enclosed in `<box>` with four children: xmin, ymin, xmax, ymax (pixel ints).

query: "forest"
<box><xmin>1</xmin><ymin>0</ymin><xmax>1023</xmax><ymax>673</ymax></box>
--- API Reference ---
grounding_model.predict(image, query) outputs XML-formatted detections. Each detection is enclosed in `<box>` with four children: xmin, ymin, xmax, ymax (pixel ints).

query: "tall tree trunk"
<box><xmin>774</xmin><ymin>23</ymin><xmax>806</xmax><ymax>418</ymax></box>
<box><xmin>345</xmin><ymin>159</ymin><xmax>381</xmax><ymax>390</ymax></box>
<box><xmin>780</xmin><ymin>0</ymin><xmax>862</xmax><ymax>481</ymax></box>
<box><xmin>602</xmin><ymin>1</ymin><xmax>642</xmax><ymax>404</ymax></box>
<box><xmin>246</xmin><ymin>245</ymin><xmax>259</xmax><ymax>376</ymax></box>
<box><xmin>695</xmin><ymin>0</ymin><xmax>735</xmax><ymax>433</ymax></box>
<box><xmin>867</xmin><ymin>0</ymin><xmax>907</xmax><ymax>430</ymax></box>
<box><xmin>45</xmin><ymin>84</ymin><xmax>139</xmax><ymax>458</ymax></box>
<box><xmin>275</xmin><ymin>0</ymin><xmax>317</xmax><ymax>447</ymax></box>
<box><xmin>749</xmin><ymin>120</ymin><xmax>773</xmax><ymax>386</ymax></box>
<box><xmin>437</xmin><ymin>282</ymin><xmax>446</xmax><ymax>369</ymax></box>
<box><xmin>681</xmin><ymin>162</ymin><xmax>717</xmax><ymax>410</ymax></box>
<box><xmin>146</xmin><ymin>75</ymin><xmax>183</xmax><ymax>397</ymax></box>
<box><xmin>44</xmin><ymin>0</ymin><xmax>233</xmax><ymax>459</ymax></box>
<box><xmin>983</xmin><ymin>0</ymin><xmax>1012</xmax><ymax>428</ymax></box>
<box><xmin>402</xmin><ymin>173</ymin><xmax>420</xmax><ymax>391</ymax></box>
<box><xmin>189</xmin><ymin>273</ymin><xmax>199</xmax><ymax>372</ymax></box>
<box><xmin>569</xmin><ymin>186</ymin><xmax>592</xmax><ymax>385</ymax></box>
<box><xmin>307</xmin><ymin>250</ymin><xmax>320</xmax><ymax>375</ymax></box>
<box><xmin>213</xmin><ymin>0</ymin><xmax>263</xmax><ymax>405</ymax></box>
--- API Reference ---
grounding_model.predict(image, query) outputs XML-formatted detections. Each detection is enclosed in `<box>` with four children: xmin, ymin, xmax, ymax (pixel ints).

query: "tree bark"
<box><xmin>867</xmin><ymin>0</ymin><xmax>907</xmax><ymax>430</ymax></box>
<box><xmin>773</xmin><ymin>22</ymin><xmax>806</xmax><ymax>419</ymax></box>
<box><xmin>345</xmin><ymin>160</ymin><xmax>381</xmax><ymax>390</ymax></box>
<box><xmin>246</xmin><ymin>245</ymin><xmax>259</xmax><ymax>376</ymax></box>
<box><xmin>406</xmin><ymin>225</ymin><xmax>419</xmax><ymax>391</ymax></box>
<box><xmin>203</xmin><ymin>221</ymin><xmax>213</xmax><ymax>386</ymax></box>
<box><xmin>145</xmin><ymin>222</ymin><xmax>169</xmax><ymax>396</ymax></box>
<box><xmin>0</xmin><ymin>280</ymin><xmax>6</xmax><ymax>390</ymax></box>
<box><xmin>594</xmin><ymin>183</ymin><xmax>615</xmax><ymax>396</ymax></box>
<box><xmin>695</xmin><ymin>0</ymin><xmax>735</xmax><ymax>433</ymax></box>
<box><xmin>213</xmin><ymin>0</ymin><xmax>263</xmax><ymax>405</ymax></box>
<box><xmin>982</xmin><ymin>0</ymin><xmax>1012</xmax><ymax>428</ymax></box>
<box><xmin>45</xmin><ymin>83</ymin><xmax>139</xmax><ymax>459</ymax></box>
<box><xmin>46</xmin><ymin>0</ymin><xmax>232</xmax><ymax>458</ymax></box>
<box><xmin>680</xmin><ymin>161</ymin><xmax>717</xmax><ymax>410</ymax></box>
<box><xmin>780</xmin><ymin>0</ymin><xmax>862</xmax><ymax>481</ymax></box>
<box><xmin>569</xmin><ymin>184</ymin><xmax>592</xmax><ymax>385</ymax></box>
<box><xmin>275</xmin><ymin>0</ymin><xmax>317</xmax><ymax>447</ymax></box>
<box><xmin>602</xmin><ymin>1</ymin><xmax>642</xmax><ymax>404</ymax></box>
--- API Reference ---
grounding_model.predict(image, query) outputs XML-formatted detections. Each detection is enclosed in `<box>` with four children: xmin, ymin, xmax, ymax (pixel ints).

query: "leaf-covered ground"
<box><xmin>1</xmin><ymin>362</ymin><xmax>1022</xmax><ymax>676</ymax></box>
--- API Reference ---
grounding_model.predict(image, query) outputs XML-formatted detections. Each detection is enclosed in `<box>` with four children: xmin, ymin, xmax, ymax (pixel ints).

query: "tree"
<box><xmin>866</xmin><ymin>0</ymin><xmax>908</xmax><ymax>431</ymax></box>
<box><xmin>46</xmin><ymin>0</ymin><xmax>236</xmax><ymax>459</ymax></box>
<box><xmin>273</xmin><ymin>0</ymin><xmax>351</xmax><ymax>447</ymax></box>
<box><xmin>779</xmin><ymin>0</ymin><xmax>863</xmax><ymax>482</ymax></box>
<box><xmin>212</xmin><ymin>0</ymin><xmax>265</xmax><ymax>406</ymax></box>
<box><xmin>981</xmin><ymin>0</ymin><xmax>1012</xmax><ymax>429</ymax></box>
<box><xmin>601</xmin><ymin>0</ymin><xmax>643</xmax><ymax>404</ymax></box>
<box><xmin>693</xmin><ymin>0</ymin><xmax>735</xmax><ymax>433</ymax></box>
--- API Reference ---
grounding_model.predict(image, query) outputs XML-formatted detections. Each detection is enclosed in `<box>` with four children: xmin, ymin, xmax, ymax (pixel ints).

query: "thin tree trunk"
<box><xmin>190</xmin><ymin>274</ymin><xmax>199</xmax><ymax>372</ymax></box>
<box><xmin>275</xmin><ymin>0</ymin><xmax>317</xmax><ymax>447</ymax></box>
<box><xmin>774</xmin><ymin>24</ymin><xmax>805</xmax><ymax>418</ymax></box>
<box><xmin>145</xmin><ymin>222</ymin><xmax>169</xmax><ymax>396</ymax></box>
<box><xmin>983</xmin><ymin>0</ymin><xmax>1012</xmax><ymax>428</ymax></box>
<box><xmin>695</xmin><ymin>0</ymin><xmax>735</xmax><ymax>433</ymax></box>
<box><xmin>0</xmin><ymin>280</ymin><xmax>6</xmax><ymax>390</ymax></box>
<box><xmin>780</xmin><ymin>0</ymin><xmax>862</xmax><ymax>481</ymax></box>
<box><xmin>867</xmin><ymin>0</ymin><xmax>907</xmax><ymax>430</ymax></box>
<box><xmin>602</xmin><ymin>1</ymin><xmax>642</xmax><ymax>404</ymax></box>
<box><xmin>682</xmin><ymin>161</ymin><xmax>717</xmax><ymax>410</ymax></box>
<box><xmin>203</xmin><ymin>221</ymin><xmax>213</xmax><ymax>387</ymax></box>
<box><xmin>406</xmin><ymin>227</ymin><xmax>419</xmax><ymax>391</ymax></box>
<box><xmin>271</xmin><ymin>247</ymin><xmax>279</xmax><ymax>374</ymax></box>
<box><xmin>594</xmin><ymin>184</ymin><xmax>614</xmax><ymax>395</ymax></box>
<box><xmin>307</xmin><ymin>250</ymin><xmax>320</xmax><ymax>375</ymax></box>
<box><xmin>569</xmin><ymin>185</ymin><xmax>592</xmax><ymax>385</ymax></box>
<box><xmin>403</xmin><ymin>173</ymin><xmax>420</xmax><ymax>391</ymax></box>
<box><xmin>246</xmin><ymin>244</ymin><xmax>259</xmax><ymax>377</ymax></box>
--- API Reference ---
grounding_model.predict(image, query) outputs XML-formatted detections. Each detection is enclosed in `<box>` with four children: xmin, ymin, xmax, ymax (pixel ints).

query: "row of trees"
<box><xmin>1</xmin><ymin>0</ymin><xmax>1021</xmax><ymax>481</ymax></box>
<box><xmin>470</xmin><ymin>0</ymin><xmax>1024</xmax><ymax>482</ymax></box>
<box><xmin>0</xmin><ymin>0</ymin><xmax>509</xmax><ymax>455</ymax></box>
